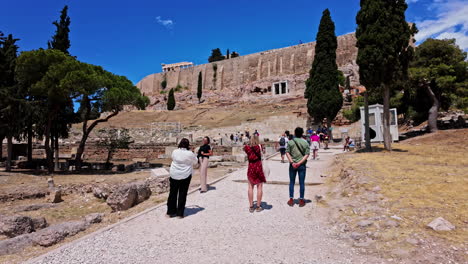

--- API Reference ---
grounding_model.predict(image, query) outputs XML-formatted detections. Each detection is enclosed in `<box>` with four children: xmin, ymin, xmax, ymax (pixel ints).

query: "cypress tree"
<box><xmin>305</xmin><ymin>9</ymin><xmax>343</xmax><ymax>135</ymax></box>
<box><xmin>356</xmin><ymin>0</ymin><xmax>414</xmax><ymax>151</ymax></box>
<box><xmin>167</xmin><ymin>88</ymin><xmax>176</xmax><ymax>110</ymax></box>
<box><xmin>0</xmin><ymin>33</ymin><xmax>21</xmax><ymax>172</ymax></box>
<box><xmin>48</xmin><ymin>5</ymin><xmax>71</xmax><ymax>54</ymax></box>
<box><xmin>197</xmin><ymin>71</ymin><xmax>203</xmax><ymax>103</ymax></box>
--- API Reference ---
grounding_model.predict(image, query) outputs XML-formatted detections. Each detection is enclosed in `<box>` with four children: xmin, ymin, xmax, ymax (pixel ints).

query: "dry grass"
<box><xmin>75</xmin><ymin>97</ymin><xmax>306</xmax><ymax>130</ymax></box>
<box><xmin>345</xmin><ymin>129</ymin><xmax>468</xmax><ymax>245</ymax></box>
<box><xmin>0</xmin><ymin>165</ymin><xmax>241</xmax><ymax>263</ymax></box>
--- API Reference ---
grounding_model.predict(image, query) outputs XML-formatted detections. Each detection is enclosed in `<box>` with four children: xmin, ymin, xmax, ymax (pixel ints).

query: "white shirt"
<box><xmin>170</xmin><ymin>148</ymin><xmax>198</xmax><ymax>180</ymax></box>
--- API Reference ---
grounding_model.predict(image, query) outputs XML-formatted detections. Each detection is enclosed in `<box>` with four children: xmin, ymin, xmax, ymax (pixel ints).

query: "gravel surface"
<box><xmin>29</xmin><ymin>148</ymin><xmax>386</xmax><ymax>264</ymax></box>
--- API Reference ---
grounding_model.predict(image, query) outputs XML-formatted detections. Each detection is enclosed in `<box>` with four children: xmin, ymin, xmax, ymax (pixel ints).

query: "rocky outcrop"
<box><xmin>0</xmin><ymin>187</ymin><xmax>48</xmax><ymax>202</ymax></box>
<box><xmin>32</xmin><ymin>221</ymin><xmax>88</xmax><ymax>247</ymax></box>
<box><xmin>0</xmin><ymin>213</ymin><xmax>104</xmax><ymax>255</ymax></box>
<box><xmin>106</xmin><ymin>181</ymin><xmax>152</xmax><ymax>211</ymax></box>
<box><xmin>0</xmin><ymin>215</ymin><xmax>48</xmax><ymax>238</ymax></box>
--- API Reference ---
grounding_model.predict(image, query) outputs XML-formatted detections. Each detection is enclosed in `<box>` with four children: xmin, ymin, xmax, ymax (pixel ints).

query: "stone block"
<box><xmin>210</xmin><ymin>156</ymin><xmax>223</xmax><ymax>162</ymax></box>
<box><xmin>234</xmin><ymin>154</ymin><xmax>247</xmax><ymax>163</ymax></box>
<box><xmin>165</xmin><ymin>147</ymin><xmax>178</xmax><ymax>156</ymax></box>
<box><xmin>150</xmin><ymin>168</ymin><xmax>170</xmax><ymax>178</ymax></box>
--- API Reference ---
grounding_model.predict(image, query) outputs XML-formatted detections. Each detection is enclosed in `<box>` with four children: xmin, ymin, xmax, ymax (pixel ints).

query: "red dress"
<box><xmin>244</xmin><ymin>145</ymin><xmax>266</xmax><ymax>185</ymax></box>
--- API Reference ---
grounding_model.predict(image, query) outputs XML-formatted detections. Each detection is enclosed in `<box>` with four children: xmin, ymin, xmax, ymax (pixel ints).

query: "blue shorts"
<box><xmin>279</xmin><ymin>148</ymin><xmax>286</xmax><ymax>155</ymax></box>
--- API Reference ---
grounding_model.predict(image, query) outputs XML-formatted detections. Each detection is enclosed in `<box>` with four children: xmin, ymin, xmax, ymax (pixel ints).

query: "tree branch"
<box><xmin>85</xmin><ymin>111</ymin><xmax>119</xmax><ymax>135</ymax></box>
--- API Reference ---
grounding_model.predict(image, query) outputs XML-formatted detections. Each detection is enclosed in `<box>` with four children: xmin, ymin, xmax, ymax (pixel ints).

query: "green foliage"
<box><xmin>174</xmin><ymin>84</ymin><xmax>188</xmax><ymax>92</ymax></box>
<box><xmin>230</xmin><ymin>52</ymin><xmax>239</xmax><ymax>58</ymax></box>
<box><xmin>356</xmin><ymin>0</ymin><xmax>415</xmax><ymax>90</ymax></box>
<box><xmin>208</xmin><ymin>48</ymin><xmax>225</xmax><ymax>62</ymax></box>
<box><xmin>0</xmin><ymin>32</ymin><xmax>23</xmax><ymax>142</ymax></box>
<box><xmin>212</xmin><ymin>63</ymin><xmax>218</xmax><ymax>80</ymax></box>
<box><xmin>47</xmin><ymin>5</ymin><xmax>71</xmax><ymax>54</ymax></box>
<box><xmin>197</xmin><ymin>71</ymin><xmax>202</xmax><ymax>101</ymax></box>
<box><xmin>161</xmin><ymin>75</ymin><xmax>167</xmax><ymax>89</ymax></box>
<box><xmin>97</xmin><ymin>128</ymin><xmax>132</xmax><ymax>168</ymax></box>
<box><xmin>343</xmin><ymin>96</ymin><xmax>365</xmax><ymax>122</ymax></box>
<box><xmin>160</xmin><ymin>90</ymin><xmax>167</xmax><ymax>94</ymax></box>
<box><xmin>305</xmin><ymin>9</ymin><xmax>343</xmax><ymax>125</ymax></box>
<box><xmin>337</xmin><ymin>71</ymin><xmax>345</xmax><ymax>87</ymax></box>
<box><xmin>167</xmin><ymin>88</ymin><xmax>176</xmax><ymax>110</ymax></box>
<box><xmin>407</xmin><ymin>38</ymin><xmax>467</xmax><ymax>116</ymax></box>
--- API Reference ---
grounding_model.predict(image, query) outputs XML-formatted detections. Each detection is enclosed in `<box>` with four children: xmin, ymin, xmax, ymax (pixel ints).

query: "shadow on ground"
<box><xmin>184</xmin><ymin>205</ymin><xmax>205</xmax><ymax>217</ymax></box>
<box><xmin>355</xmin><ymin>147</ymin><xmax>408</xmax><ymax>153</ymax></box>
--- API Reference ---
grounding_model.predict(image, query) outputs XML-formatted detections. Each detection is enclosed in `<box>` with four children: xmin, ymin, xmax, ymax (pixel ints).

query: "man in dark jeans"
<box><xmin>286</xmin><ymin>127</ymin><xmax>310</xmax><ymax>207</ymax></box>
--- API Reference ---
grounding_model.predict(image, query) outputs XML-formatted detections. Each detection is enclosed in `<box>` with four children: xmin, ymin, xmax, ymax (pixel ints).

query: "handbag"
<box><xmin>256</xmin><ymin>145</ymin><xmax>270</xmax><ymax>178</ymax></box>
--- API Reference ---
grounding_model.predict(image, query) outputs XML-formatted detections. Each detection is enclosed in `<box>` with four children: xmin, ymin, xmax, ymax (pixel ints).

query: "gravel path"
<box><xmin>29</xmin><ymin>148</ymin><xmax>385</xmax><ymax>264</ymax></box>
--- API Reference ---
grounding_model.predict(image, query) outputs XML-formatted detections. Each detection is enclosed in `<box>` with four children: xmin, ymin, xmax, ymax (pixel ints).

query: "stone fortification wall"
<box><xmin>136</xmin><ymin>33</ymin><xmax>359</xmax><ymax>109</ymax></box>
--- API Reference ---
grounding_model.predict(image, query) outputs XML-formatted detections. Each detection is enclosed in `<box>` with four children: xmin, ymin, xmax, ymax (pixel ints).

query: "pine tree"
<box><xmin>208</xmin><ymin>48</ymin><xmax>225</xmax><ymax>62</ymax></box>
<box><xmin>356</xmin><ymin>0</ymin><xmax>414</xmax><ymax>151</ymax></box>
<box><xmin>48</xmin><ymin>5</ymin><xmax>71</xmax><ymax>54</ymax></box>
<box><xmin>197</xmin><ymin>71</ymin><xmax>203</xmax><ymax>103</ymax></box>
<box><xmin>305</xmin><ymin>9</ymin><xmax>343</xmax><ymax>136</ymax></box>
<box><xmin>167</xmin><ymin>88</ymin><xmax>176</xmax><ymax>110</ymax></box>
<box><xmin>231</xmin><ymin>51</ymin><xmax>239</xmax><ymax>58</ymax></box>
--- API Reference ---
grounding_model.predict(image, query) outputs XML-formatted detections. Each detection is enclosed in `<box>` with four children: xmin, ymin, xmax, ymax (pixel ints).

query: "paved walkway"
<box><xmin>30</xmin><ymin>147</ymin><xmax>383</xmax><ymax>264</ymax></box>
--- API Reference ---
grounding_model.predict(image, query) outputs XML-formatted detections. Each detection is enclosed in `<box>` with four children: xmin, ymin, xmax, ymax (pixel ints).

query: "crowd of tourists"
<box><xmin>165</xmin><ymin>126</ymin><xmax>334</xmax><ymax>218</ymax></box>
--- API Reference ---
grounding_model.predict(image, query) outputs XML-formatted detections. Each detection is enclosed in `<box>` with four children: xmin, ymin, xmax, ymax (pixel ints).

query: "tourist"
<box><xmin>286</xmin><ymin>127</ymin><xmax>310</xmax><ymax>207</ymax></box>
<box><xmin>254</xmin><ymin>129</ymin><xmax>260</xmax><ymax>136</ymax></box>
<box><xmin>311</xmin><ymin>132</ymin><xmax>320</xmax><ymax>159</ymax></box>
<box><xmin>167</xmin><ymin>138</ymin><xmax>198</xmax><ymax>218</ymax></box>
<box><xmin>343</xmin><ymin>136</ymin><xmax>350</xmax><ymax>151</ymax></box>
<box><xmin>277</xmin><ymin>133</ymin><xmax>289</xmax><ymax>163</ymax></box>
<box><xmin>245</xmin><ymin>130</ymin><xmax>250</xmax><ymax>139</ymax></box>
<box><xmin>198</xmin><ymin>136</ymin><xmax>213</xmax><ymax>193</ymax></box>
<box><xmin>323</xmin><ymin>131</ymin><xmax>329</xmax><ymax>150</ymax></box>
<box><xmin>230</xmin><ymin>134</ymin><xmax>234</xmax><ymax>142</ymax></box>
<box><xmin>244</xmin><ymin>135</ymin><xmax>266</xmax><ymax>212</ymax></box>
<box><xmin>285</xmin><ymin>130</ymin><xmax>293</xmax><ymax>140</ymax></box>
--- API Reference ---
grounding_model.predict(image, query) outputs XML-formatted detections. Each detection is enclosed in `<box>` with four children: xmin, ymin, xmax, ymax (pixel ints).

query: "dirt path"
<box><xmin>28</xmin><ymin>148</ymin><xmax>385</xmax><ymax>264</ymax></box>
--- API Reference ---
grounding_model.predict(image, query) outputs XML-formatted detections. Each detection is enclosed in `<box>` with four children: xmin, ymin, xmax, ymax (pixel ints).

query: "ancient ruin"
<box><xmin>137</xmin><ymin>33</ymin><xmax>360</xmax><ymax>110</ymax></box>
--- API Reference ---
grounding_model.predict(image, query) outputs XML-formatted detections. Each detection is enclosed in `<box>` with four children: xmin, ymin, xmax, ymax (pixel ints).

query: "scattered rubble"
<box><xmin>427</xmin><ymin>217</ymin><xmax>455</xmax><ymax>231</ymax></box>
<box><xmin>0</xmin><ymin>213</ymin><xmax>103</xmax><ymax>255</ymax></box>
<box><xmin>106</xmin><ymin>181</ymin><xmax>152</xmax><ymax>211</ymax></box>
<box><xmin>0</xmin><ymin>215</ymin><xmax>48</xmax><ymax>238</ymax></box>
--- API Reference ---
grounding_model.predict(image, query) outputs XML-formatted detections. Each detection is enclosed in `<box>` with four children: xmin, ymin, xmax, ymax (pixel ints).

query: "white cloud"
<box><xmin>415</xmin><ymin>0</ymin><xmax>468</xmax><ymax>50</ymax></box>
<box><xmin>156</xmin><ymin>16</ymin><xmax>174</xmax><ymax>29</ymax></box>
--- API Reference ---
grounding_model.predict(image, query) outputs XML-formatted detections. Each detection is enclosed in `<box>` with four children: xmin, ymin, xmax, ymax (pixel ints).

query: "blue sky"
<box><xmin>1</xmin><ymin>0</ymin><xmax>467</xmax><ymax>84</ymax></box>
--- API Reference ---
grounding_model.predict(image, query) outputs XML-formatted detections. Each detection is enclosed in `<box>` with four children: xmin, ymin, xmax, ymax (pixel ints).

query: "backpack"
<box><xmin>279</xmin><ymin>137</ymin><xmax>286</xmax><ymax>147</ymax></box>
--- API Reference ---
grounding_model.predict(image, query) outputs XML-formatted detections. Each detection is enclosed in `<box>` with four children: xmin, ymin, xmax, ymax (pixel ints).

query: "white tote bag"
<box><xmin>259</xmin><ymin>145</ymin><xmax>270</xmax><ymax>178</ymax></box>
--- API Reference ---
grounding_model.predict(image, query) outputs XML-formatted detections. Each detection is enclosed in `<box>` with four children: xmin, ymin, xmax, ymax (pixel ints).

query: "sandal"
<box><xmin>256</xmin><ymin>206</ymin><xmax>263</xmax><ymax>212</ymax></box>
<box><xmin>249</xmin><ymin>206</ymin><xmax>255</xmax><ymax>213</ymax></box>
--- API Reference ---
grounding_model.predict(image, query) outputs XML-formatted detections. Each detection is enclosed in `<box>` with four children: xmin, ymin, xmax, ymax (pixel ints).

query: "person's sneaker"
<box><xmin>299</xmin><ymin>199</ymin><xmax>306</xmax><ymax>207</ymax></box>
<box><xmin>287</xmin><ymin>198</ymin><xmax>294</xmax><ymax>207</ymax></box>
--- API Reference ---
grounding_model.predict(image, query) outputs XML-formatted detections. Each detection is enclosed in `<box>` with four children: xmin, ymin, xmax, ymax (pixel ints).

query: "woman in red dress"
<box><xmin>243</xmin><ymin>135</ymin><xmax>266</xmax><ymax>213</ymax></box>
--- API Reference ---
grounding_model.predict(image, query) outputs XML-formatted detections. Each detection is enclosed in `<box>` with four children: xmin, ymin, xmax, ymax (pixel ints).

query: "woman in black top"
<box><xmin>198</xmin><ymin>137</ymin><xmax>213</xmax><ymax>193</ymax></box>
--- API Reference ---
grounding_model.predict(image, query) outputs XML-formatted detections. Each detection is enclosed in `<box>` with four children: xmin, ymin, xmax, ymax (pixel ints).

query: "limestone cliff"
<box><xmin>136</xmin><ymin>33</ymin><xmax>359</xmax><ymax>110</ymax></box>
